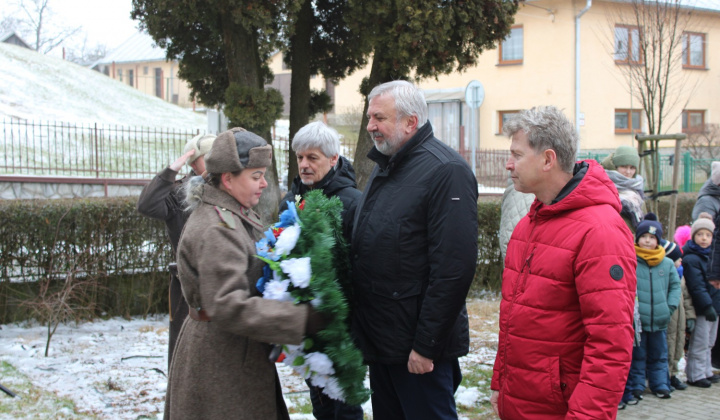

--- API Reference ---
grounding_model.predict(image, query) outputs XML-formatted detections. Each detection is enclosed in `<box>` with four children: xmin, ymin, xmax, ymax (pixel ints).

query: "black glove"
<box><xmin>305</xmin><ymin>306</ymin><xmax>331</xmax><ymax>336</ymax></box>
<box><xmin>704</xmin><ymin>306</ymin><xmax>718</xmax><ymax>322</ymax></box>
<box><xmin>686</xmin><ymin>318</ymin><xmax>696</xmax><ymax>334</ymax></box>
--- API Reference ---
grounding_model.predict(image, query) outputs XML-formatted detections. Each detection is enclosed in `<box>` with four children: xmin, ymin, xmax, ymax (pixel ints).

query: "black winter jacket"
<box><xmin>350</xmin><ymin>122</ymin><xmax>478</xmax><ymax>364</ymax></box>
<box><xmin>280</xmin><ymin>156</ymin><xmax>362</xmax><ymax>238</ymax></box>
<box><xmin>682</xmin><ymin>241</ymin><xmax>720</xmax><ymax>314</ymax></box>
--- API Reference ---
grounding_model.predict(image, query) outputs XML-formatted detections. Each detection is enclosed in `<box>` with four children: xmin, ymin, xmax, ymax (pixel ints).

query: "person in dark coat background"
<box><xmin>136</xmin><ymin>133</ymin><xmax>215</xmax><ymax>367</ymax></box>
<box><xmin>694</xmin><ymin>162</ymin><xmax>720</xmax><ymax>369</ymax></box>
<box><xmin>351</xmin><ymin>80</ymin><xmax>478</xmax><ymax>420</ymax></box>
<box><xmin>280</xmin><ymin>121</ymin><xmax>361</xmax><ymax>243</ymax></box>
<box><xmin>682</xmin><ymin>213</ymin><xmax>720</xmax><ymax>388</ymax></box>
<box><xmin>280</xmin><ymin>121</ymin><xmax>363</xmax><ymax>420</ymax></box>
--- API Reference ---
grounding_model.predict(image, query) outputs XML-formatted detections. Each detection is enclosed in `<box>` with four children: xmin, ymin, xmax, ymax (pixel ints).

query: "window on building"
<box><xmin>498</xmin><ymin>111</ymin><xmax>520</xmax><ymax>134</ymax></box>
<box><xmin>117</xmin><ymin>69</ymin><xmax>123</xmax><ymax>82</ymax></box>
<box><xmin>143</xmin><ymin>66</ymin><xmax>149</xmax><ymax>75</ymax></box>
<box><xmin>499</xmin><ymin>26</ymin><xmax>523</xmax><ymax>65</ymax></box>
<box><xmin>682</xmin><ymin>32</ymin><xmax>706</xmax><ymax>69</ymax></box>
<box><xmin>615</xmin><ymin>109</ymin><xmax>641</xmax><ymax>133</ymax></box>
<box><xmin>614</xmin><ymin>25</ymin><xmax>642</xmax><ymax>65</ymax></box>
<box><xmin>154</xmin><ymin>68</ymin><xmax>163</xmax><ymax>99</ymax></box>
<box><xmin>128</xmin><ymin>69</ymin><xmax>134</xmax><ymax>87</ymax></box>
<box><xmin>682</xmin><ymin>110</ymin><xmax>705</xmax><ymax>133</ymax></box>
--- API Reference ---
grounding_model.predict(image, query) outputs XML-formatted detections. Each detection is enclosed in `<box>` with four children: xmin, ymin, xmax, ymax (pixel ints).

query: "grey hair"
<box><xmin>502</xmin><ymin>106</ymin><xmax>578</xmax><ymax>173</ymax></box>
<box><xmin>182</xmin><ymin>173</ymin><xmax>223</xmax><ymax>212</ymax></box>
<box><xmin>291</xmin><ymin>121</ymin><xmax>340</xmax><ymax>157</ymax></box>
<box><xmin>368</xmin><ymin>80</ymin><xmax>428</xmax><ymax>127</ymax></box>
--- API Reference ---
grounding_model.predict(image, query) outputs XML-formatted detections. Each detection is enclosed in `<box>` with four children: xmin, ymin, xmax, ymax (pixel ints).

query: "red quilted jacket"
<box><xmin>491</xmin><ymin>160</ymin><xmax>636</xmax><ymax>419</ymax></box>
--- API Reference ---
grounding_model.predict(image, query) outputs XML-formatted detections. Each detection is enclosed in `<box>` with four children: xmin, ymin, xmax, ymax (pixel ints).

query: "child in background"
<box><xmin>625</xmin><ymin>213</ymin><xmax>681</xmax><ymax>402</ymax></box>
<box><xmin>675</xmin><ymin>225</ymin><xmax>692</xmax><ymax>249</ymax></box>
<box><xmin>662</xmin><ymin>239</ymin><xmax>696</xmax><ymax>391</ymax></box>
<box><xmin>682</xmin><ymin>212</ymin><xmax>720</xmax><ymax>387</ymax></box>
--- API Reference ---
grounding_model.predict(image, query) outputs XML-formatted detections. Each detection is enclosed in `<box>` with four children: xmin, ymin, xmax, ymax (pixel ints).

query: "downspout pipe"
<box><xmin>575</xmin><ymin>0</ymin><xmax>592</xmax><ymax>156</ymax></box>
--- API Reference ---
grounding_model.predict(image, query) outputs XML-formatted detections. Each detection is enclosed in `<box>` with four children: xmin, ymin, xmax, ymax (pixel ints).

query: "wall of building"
<box><xmin>314</xmin><ymin>0</ymin><xmax>720</xmax><ymax>152</ymax></box>
<box><xmin>108</xmin><ymin>60</ymin><xmax>197</xmax><ymax>109</ymax></box>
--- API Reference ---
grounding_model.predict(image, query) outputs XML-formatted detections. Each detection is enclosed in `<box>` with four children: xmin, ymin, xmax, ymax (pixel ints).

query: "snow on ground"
<box><xmin>0</xmin><ymin>43</ymin><xmax>206</xmax><ymax>131</ymax></box>
<box><xmin>0</xmin><ymin>314</ymin><xmax>492</xmax><ymax>419</ymax></box>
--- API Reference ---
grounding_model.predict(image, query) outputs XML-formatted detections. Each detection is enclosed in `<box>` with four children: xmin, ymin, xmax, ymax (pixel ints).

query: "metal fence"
<box><xmin>578</xmin><ymin>151</ymin><xmax>711</xmax><ymax>193</ymax></box>
<box><xmin>0</xmin><ymin>119</ymin><xmax>713</xmax><ymax>193</ymax></box>
<box><xmin>1</xmin><ymin>119</ymin><xmax>200</xmax><ymax>179</ymax></box>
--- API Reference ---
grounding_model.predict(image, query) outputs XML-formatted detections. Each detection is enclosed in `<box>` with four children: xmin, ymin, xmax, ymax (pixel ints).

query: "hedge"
<box><xmin>0</xmin><ymin>193</ymin><xmax>702</xmax><ymax>322</ymax></box>
<box><xmin>0</xmin><ymin>197</ymin><xmax>172</xmax><ymax>324</ymax></box>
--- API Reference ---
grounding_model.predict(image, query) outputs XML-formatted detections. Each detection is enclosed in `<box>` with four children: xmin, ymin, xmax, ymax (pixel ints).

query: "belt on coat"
<box><xmin>188</xmin><ymin>307</ymin><xmax>211</xmax><ymax>322</ymax></box>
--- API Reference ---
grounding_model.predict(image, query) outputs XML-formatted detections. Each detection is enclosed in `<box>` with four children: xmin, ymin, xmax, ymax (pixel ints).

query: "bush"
<box><xmin>0</xmin><ymin>197</ymin><xmax>172</xmax><ymax>323</ymax></box>
<box><xmin>472</xmin><ymin>200</ymin><xmax>503</xmax><ymax>294</ymax></box>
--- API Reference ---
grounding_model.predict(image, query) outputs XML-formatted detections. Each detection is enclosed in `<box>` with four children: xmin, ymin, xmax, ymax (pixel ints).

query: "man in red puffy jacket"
<box><xmin>491</xmin><ymin>106</ymin><xmax>636</xmax><ymax>419</ymax></box>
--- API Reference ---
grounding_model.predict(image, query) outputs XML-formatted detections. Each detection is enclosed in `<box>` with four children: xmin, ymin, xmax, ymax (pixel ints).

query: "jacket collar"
<box><xmin>530</xmin><ymin>160</ymin><xmax>622</xmax><ymax>220</ymax></box>
<box><xmin>289</xmin><ymin>155</ymin><xmax>358</xmax><ymax>196</ymax></box>
<box><xmin>201</xmin><ymin>185</ymin><xmax>264</xmax><ymax>232</ymax></box>
<box><xmin>551</xmin><ymin>161</ymin><xmax>589</xmax><ymax>204</ymax></box>
<box><xmin>367</xmin><ymin>122</ymin><xmax>434</xmax><ymax>172</ymax></box>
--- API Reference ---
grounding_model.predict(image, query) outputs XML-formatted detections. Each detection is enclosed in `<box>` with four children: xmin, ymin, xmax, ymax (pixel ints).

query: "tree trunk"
<box><xmin>352</xmin><ymin>48</ymin><xmax>404</xmax><ymax>190</ymax></box>
<box><xmin>220</xmin><ymin>13</ymin><xmax>279</xmax><ymax>225</ymax></box>
<box><xmin>287</xmin><ymin>0</ymin><xmax>314</xmax><ymax>186</ymax></box>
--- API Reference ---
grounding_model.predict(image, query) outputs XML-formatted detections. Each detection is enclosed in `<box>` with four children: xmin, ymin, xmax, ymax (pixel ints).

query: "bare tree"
<box><xmin>607</xmin><ymin>0</ymin><xmax>701</xmax><ymax>135</ymax></box>
<box><xmin>684</xmin><ymin>123</ymin><xmax>720</xmax><ymax>177</ymax></box>
<box><xmin>13</xmin><ymin>0</ymin><xmax>80</xmax><ymax>53</ymax></box>
<box><xmin>21</xmin><ymin>209</ymin><xmax>106</xmax><ymax>357</ymax></box>
<box><xmin>65</xmin><ymin>36</ymin><xmax>107</xmax><ymax>66</ymax></box>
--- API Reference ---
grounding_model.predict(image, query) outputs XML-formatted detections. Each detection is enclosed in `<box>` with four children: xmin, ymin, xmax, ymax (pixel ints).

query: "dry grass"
<box><xmin>467</xmin><ymin>297</ymin><xmax>500</xmax><ymax>353</ymax></box>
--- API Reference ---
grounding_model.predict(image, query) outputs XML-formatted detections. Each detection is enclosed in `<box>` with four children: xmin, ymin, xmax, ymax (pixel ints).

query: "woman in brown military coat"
<box><xmin>164</xmin><ymin>128</ymin><xmax>324</xmax><ymax>420</ymax></box>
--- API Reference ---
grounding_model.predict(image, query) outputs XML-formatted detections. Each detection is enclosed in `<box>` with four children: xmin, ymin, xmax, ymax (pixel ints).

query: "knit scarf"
<box><xmin>686</xmin><ymin>240</ymin><xmax>711</xmax><ymax>256</ymax></box>
<box><xmin>635</xmin><ymin>245</ymin><xmax>665</xmax><ymax>267</ymax></box>
<box><xmin>607</xmin><ymin>171</ymin><xmax>645</xmax><ymax>227</ymax></box>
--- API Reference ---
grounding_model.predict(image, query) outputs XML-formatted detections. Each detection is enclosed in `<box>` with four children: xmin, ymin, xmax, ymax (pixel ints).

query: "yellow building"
<box><xmin>326</xmin><ymin>0</ymin><xmax>720</xmax><ymax>152</ymax></box>
<box><xmin>91</xmin><ymin>32</ymin><xmax>198</xmax><ymax>109</ymax></box>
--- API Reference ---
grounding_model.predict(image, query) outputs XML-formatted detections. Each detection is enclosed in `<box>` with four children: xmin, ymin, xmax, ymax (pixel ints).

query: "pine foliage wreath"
<box><xmin>255</xmin><ymin>190</ymin><xmax>370</xmax><ymax>405</ymax></box>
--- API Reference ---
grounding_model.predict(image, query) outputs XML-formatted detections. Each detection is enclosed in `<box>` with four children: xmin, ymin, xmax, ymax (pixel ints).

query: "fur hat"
<box><xmin>205</xmin><ymin>127</ymin><xmax>272</xmax><ymax>174</ymax></box>
<box><xmin>635</xmin><ymin>213</ymin><xmax>663</xmax><ymax>243</ymax></box>
<box><xmin>183</xmin><ymin>134</ymin><xmax>217</xmax><ymax>163</ymax></box>
<box><xmin>661</xmin><ymin>239</ymin><xmax>682</xmax><ymax>262</ymax></box>
<box><xmin>612</xmin><ymin>145</ymin><xmax>640</xmax><ymax>168</ymax></box>
<box><xmin>674</xmin><ymin>225</ymin><xmax>691</xmax><ymax>249</ymax></box>
<box><xmin>712</xmin><ymin>161</ymin><xmax>720</xmax><ymax>185</ymax></box>
<box><xmin>691</xmin><ymin>212</ymin><xmax>715</xmax><ymax>239</ymax></box>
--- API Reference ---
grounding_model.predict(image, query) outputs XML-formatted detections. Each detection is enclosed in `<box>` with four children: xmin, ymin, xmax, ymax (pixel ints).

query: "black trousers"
<box><xmin>307</xmin><ymin>380</ymin><xmax>363</xmax><ymax>420</ymax></box>
<box><xmin>368</xmin><ymin>358</ymin><xmax>462</xmax><ymax>420</ymax></box>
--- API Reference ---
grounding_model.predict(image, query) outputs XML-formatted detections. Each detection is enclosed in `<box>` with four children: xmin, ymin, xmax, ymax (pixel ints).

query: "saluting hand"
<box><xmin>169</xmin><ymin>149</ymin><xmax>196</xmax><ymax>172</ymax></box>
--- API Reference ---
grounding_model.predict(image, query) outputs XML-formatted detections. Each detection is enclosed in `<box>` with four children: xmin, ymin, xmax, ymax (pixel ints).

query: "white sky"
<box><xmin>1</xmin><ymin>0</ymin><xmax>139</xmax><ymax>56</ymax></box>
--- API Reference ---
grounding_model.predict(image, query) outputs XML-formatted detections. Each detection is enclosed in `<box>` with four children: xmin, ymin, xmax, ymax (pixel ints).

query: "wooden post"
<box><xmin>635</xmin><ymin>134</ymin><xmax>686</xmax><ymax>237</ymax></box>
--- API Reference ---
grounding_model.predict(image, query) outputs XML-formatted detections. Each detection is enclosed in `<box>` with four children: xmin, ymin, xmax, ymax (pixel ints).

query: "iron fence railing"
<box><xmin>1</xmin><ymin>119</ymin><xmax>714</xmax><ymax>193</ymax></box>
<box><xmin>1</xmin><ymin>119</ymin><xmax>200</xmax><ymax>179</ymax></box>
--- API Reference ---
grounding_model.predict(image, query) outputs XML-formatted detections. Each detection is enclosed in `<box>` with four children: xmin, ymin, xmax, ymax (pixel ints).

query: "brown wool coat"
<box><xmin>164</xmin><ymin>185</ymin><xmax>310</xmax><ymax>420</ymax></box>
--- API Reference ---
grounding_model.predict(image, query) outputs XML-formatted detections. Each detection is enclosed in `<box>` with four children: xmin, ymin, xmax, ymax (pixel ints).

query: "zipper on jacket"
<box><xmin>649</xmin><ymin>268</ymin><xmax>654</xmax><ymax>330</ymax></box>
<box><xmin>520</xmin><ymin>246</ymin><xmax>536</xmax><ymax>293</ymax></box>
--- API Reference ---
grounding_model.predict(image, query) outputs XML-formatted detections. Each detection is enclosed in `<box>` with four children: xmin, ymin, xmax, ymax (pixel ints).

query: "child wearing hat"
<box><xmin>682</xmin><ymin>212</ymin><xmax>720</xmax><ymax>387</ymax></box>
<box><xmin>601</xmin><ymin>145</ymin><xmax>645</xmax><ymax>231</ymax></box>
<box><xmin>623</xmin><ymin>213</ymin><xmax>681</xmax><ymax>404</ymax></box>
